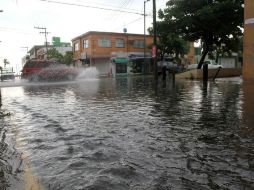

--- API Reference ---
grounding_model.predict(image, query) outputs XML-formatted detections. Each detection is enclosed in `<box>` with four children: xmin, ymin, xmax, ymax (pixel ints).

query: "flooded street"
<box><xmin>0</xmin><ymin>76</ymin><xmax>254</xmax><ymax>190</ymax></box>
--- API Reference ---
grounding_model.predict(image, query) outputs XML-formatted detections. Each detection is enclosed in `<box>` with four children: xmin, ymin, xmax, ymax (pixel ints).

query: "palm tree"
<box><xmin>3</xmin><ymin>59</ymin><xmax>9</xmax><ymax>67</ymax></box>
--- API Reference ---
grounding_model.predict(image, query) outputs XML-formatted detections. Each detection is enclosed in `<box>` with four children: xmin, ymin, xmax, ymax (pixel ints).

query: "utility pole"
<box><xmin>34</xmin><ymin>26</ymin><xmax>49</xmax><ymax>59</ymax></box>
<box><xmin>144</xmin><ymin>0</ymin><xmax>150</xmax><ymax>74</ymax></box>
<box><xmin>152</xmin><ymin>0</ymin><xmax>158</xmax><ymax>80</ymax></box>
<box><xmin>21</xmin><ymin>46</ymin><xmax>29</xmax><ymax>53</ymax></box>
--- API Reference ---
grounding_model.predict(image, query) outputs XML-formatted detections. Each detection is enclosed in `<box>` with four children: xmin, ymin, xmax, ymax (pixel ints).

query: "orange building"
<box><xmin>72</xmin><ymin>31</ymin><xmax>153</xmax><ymax>76</ymax></box>
<box><xmin>187</xmin><ymin>42</ymin><xmax>195</xmax><ymax>64</ymax></box>
<box><xmin>243</xmin><ymin>0</ymin><xmax>254</xmax><ymax>80</ymax></box>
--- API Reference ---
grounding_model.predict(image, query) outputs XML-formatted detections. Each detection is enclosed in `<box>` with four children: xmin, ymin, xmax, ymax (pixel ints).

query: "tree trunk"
<box><xmin>198</xmin><ymin>43</ymin><xmax>209</xmax><ymax>69</ymax></box>
<box><xmin>160</xmin><ymin>53</ymin><xmax>164</xmax><ymax>61</ymax></box>
<box><xmin>0</xmin><ymin>89</ymin><xmax>2</xmax><ymax>107</ymax></box>
<box><xmin>215</xmin><ymin>50</ymin><xmax>220</xmax><ymax>63</ymax></box>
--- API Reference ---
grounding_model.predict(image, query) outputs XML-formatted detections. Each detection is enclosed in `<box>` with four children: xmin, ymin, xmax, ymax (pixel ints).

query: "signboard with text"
<box><xmin>52</xmin><ymin>37</ymin><xmax>61</xmax><ymax>45</ymax></box>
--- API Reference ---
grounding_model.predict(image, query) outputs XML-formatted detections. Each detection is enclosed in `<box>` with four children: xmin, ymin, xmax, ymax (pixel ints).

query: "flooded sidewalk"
<box><xmin>0</xmin><ymin>111</ymin><xmax>23</xmax><ymax>189</ymax></box>
<box><xmin>1</xmin><ymin>110</ymin><xmax>44</xmax><ymax>190</ymax></box>
<box><xmin>0</xmin><ymin>76</ymin><xmax>254</xmax><ymax>190</ymax></box>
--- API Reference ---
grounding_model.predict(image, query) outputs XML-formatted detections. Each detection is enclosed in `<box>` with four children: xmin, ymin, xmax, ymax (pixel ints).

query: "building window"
<box><xmin>83</xmin><ymin>39</ymin><xmax>89</xmax><ymax>48</ymax></box>
<box><xmin>98</xmin><ymin>38</ymin><xmax>111</xmax><ymax>47</ymax></box>
<box><xmin>115</xmin><ymin>38</ymin><xmax>125</xmax><ymax>48</ymax></box>
<box><xmin>133</xmin><ymin>40</ymin><xmax>144</xmax><ymax>48</ymax></box>
<box><xmin>74</xmin><ymin>43</ymin><xmax>79</xmax><ymax>51</ymax></box>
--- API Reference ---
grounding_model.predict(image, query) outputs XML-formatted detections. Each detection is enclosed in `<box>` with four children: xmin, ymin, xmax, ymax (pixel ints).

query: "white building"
<box><xmin>28</xmin><ymin>43</ymin><xmax>72</xmax><ymax>60</ymax></box>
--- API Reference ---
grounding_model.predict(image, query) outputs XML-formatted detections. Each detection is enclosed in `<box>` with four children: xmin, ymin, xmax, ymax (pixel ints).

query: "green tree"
<box><xmin>47</xmin><ymin>48</ymin><xmax>74</xmax><ymax>65</ymax></box>
<box><xmin>148</xmin><ymin>21</ymin><xmax>189</xmax><ymax>62</ymax></box>
<box><xmin>47</xmin><ymin>48</ymin><xmax>63</xmax><ymax>61</ymax></box>
<box><xmin>62</xmin><ymin>51</ymin><xmax>74</xmax><ymax>66</ymax></box>
<box><xmin>159</xmin><ymin>0</ymin><xmax>243</xmax><ymax>68</ymax></box>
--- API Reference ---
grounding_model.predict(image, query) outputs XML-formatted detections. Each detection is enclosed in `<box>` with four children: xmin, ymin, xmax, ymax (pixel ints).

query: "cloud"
<box><xmin>0</xmin><ymin>0</ymin><xmax>166</xmax><ymax>72</ymax></box>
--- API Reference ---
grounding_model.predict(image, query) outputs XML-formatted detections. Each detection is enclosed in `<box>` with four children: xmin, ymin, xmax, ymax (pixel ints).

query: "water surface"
<box><xmin>1</xmin><ymin>76</ymin><xmax>254</xmax><ymax>190</ymax></box>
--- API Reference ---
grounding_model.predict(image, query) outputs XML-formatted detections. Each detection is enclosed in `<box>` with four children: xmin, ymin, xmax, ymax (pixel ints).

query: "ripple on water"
<box><xmin>83</xmin><ymin>150</ymin><xmax>120</xmax><ymax>162</ymax></box>
<box><xmin>1</xmin><ymin>77</ymin><xmax>254</xmax><ymax>189</ymax></box>
<box><xmin>83</xmin><ymin>176</ymin><xmax>130</xmax><ymax>190</ymax></box>
<box><xmin>99</xmin><ymin>164</ymin><xmax>149</xmax><ymax>183</ymax></box>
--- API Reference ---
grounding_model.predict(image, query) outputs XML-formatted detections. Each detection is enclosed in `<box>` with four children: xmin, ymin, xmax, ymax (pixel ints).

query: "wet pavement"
<box><xmin>0</xmin><ymin>76</ymin><xmax>254</xmax><ymax>190</ymax></box>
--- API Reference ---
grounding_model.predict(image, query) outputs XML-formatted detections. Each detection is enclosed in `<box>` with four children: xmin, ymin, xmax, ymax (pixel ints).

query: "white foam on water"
<box><xmin>76</xmin><ymin>67</ymin><xmax>99</xmax><ymax>80</ymax></box>
<box><xmin>0</xmin><ymin>67</ymin><xmax>101</xmax><ymax>88</ymax></box>
<box><xmin>0</xmin><ymin>78</ymin><xmax>29</xmax><ymax>88</ymax></box>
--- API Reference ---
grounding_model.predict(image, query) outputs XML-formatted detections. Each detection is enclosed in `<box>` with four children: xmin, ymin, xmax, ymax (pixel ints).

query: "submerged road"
<box><xmin>0</xmin><ymin>76</ymin><xmax>254</xmax><ymax>190</ymax></box>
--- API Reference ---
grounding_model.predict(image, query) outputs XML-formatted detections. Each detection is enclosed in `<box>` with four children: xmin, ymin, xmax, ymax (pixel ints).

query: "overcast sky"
<box><xmin>0</xmin><ymin>0</ymin><xmax>166</xmax><ymax>72</ymax></box>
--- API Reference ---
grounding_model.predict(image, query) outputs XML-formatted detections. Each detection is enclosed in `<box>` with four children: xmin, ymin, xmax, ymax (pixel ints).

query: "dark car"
<box><xmin>157</xmin><ymin>60</ymin><xmax>180</xmax><ymax>75</ymax></box>
<box><xmin>21</xmin><ymin>59</ymin><xmax>79</xmax><ymax>81</ymax></box>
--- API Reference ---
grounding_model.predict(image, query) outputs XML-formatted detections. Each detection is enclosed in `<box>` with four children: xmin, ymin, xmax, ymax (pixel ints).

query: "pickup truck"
<box><xmin>21</xmin><ymin>60</ymin><xmax>79</xmax><ymax>82</ymax></box>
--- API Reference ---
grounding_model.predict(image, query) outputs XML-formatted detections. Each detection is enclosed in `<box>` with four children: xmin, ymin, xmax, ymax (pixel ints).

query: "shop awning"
<box><xmin>111</xmin><ymin>57</ymin><xmax>128</xmax><ymax>63</ymax></box>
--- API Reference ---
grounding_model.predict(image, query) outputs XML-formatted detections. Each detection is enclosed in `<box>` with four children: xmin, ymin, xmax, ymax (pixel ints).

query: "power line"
<box><xmin>112</xmin><ymin>17</ymin><xmax>143</xmax><ymax>32</ymax></box>
<box><xmin>74</xmin><ymin>0</ymin><xmax>140</xmax><ymax>12</ymax></box>
<box><xmin>0</xmin><ymin>27</ymin><xmax>36</xmax><ymax>35</ymax></box>
<box><xmin>39</xmin><ymin>0</ymin><xmax>144</xmax><ymax>16</ymax></box>
<box><xmin>106</xmin><ymin>0</ymin><xmax>134</xmax><ymax>24</ymax></box>
<box><xmin>34</xmin><ymin>26</ymin><xmax>50</xmax><ymax>59</ymax></box>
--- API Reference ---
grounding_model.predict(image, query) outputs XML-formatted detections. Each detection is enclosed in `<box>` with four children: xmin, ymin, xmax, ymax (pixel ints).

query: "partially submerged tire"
<box><xmin>28</xmin><ymin>74</ymin><xmax>40</xmax><ymax>82</ymax></box>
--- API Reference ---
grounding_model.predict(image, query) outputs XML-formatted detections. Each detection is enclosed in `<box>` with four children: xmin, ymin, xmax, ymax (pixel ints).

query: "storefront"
<box><xmin>129</xmin><ymin>57</ymin><xmax>154</xmax><ymax>74</ymax></box>
<box><xmin>109</xmin><ymin>57</ymin><xmax>129</xmax><ymax>77</ymax></box>
<box><xmin>109</xmin><ymin>57</ymin><xmax>154</xmax><ymax>77</ymax></box>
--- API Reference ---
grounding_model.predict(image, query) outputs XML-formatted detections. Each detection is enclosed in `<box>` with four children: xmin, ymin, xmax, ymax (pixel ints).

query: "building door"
<box><xmin>116</xmin><ymin>63</ymin><xmax>127</xmax><ymax>74</ymax></box>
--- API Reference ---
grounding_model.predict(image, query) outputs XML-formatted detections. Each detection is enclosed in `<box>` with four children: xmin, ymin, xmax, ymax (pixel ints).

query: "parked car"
<box><xmin>187</xmin><ymin>60</ymin><xmax>223</xmax><ymax>70</ymax></box>
<box><xmin>21</xmin><ymin>59</ymin><xmax>79</xmax><ymax>81</ymax></box>
<box><xmin>0</xmin><ymin>67</ymin><xmax>15</xmax><ymax>81</ymax></box>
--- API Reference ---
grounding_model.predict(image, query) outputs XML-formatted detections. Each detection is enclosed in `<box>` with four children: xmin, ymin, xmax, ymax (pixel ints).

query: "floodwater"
<box><xmin>0</xmin><ymin>75</ymin><xmax>254</xmax><ymax>190</ymax></box>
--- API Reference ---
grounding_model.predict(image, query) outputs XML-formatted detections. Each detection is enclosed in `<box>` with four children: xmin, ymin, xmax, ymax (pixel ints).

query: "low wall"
<box><xmin>176</xmin><ymin>68</ymin><xmax>242</xmax><ymax>79</ymax></box>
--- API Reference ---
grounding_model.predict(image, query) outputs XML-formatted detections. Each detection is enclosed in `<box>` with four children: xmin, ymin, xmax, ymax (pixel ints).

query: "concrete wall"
<box><xmin>218</xmin><ymin>57</ymin><xmax>238</xmax><ymax>68</ymax></box>
<box><xmin>176</xmin><ymin>68</ymin><xmax>242</xmax><ymax>80</ymax></box>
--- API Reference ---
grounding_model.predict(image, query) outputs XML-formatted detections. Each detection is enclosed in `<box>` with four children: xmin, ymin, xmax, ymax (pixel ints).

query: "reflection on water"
<box><xmin>0</xmin><ymin>77</ymin><xmax>254</xmax><ymax>190</ymax></box>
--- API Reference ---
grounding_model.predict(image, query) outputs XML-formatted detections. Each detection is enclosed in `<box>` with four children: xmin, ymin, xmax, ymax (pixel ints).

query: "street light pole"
<box><xmin>144</xmin><ymin>0</ymin><xmax>150</xmax><ymax>74</ymax></box>
<box><xmin>153</xmin><ymin>0</ymin><xmax>158</xmax><ymax>80</ymax></box>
